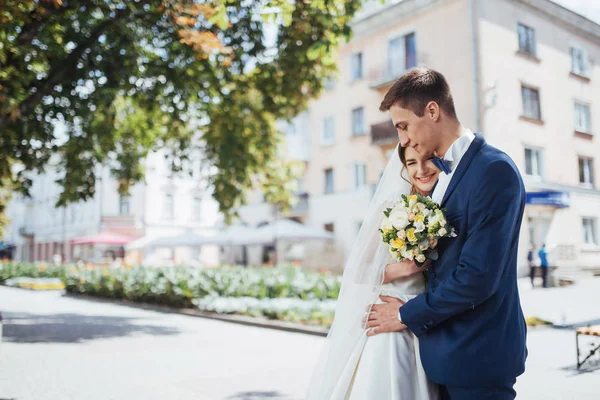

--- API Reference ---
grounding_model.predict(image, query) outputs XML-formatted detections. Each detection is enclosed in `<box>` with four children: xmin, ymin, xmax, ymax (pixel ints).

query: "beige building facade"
<box><xmin>239</xmin><ymin>0</ymin><xmax>600</xmax><ymax>275</ymax></box>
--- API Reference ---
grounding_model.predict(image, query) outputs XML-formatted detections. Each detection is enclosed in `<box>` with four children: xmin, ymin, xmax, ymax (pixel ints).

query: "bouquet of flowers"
<box><xmin>380</xmin><ymin>194</ymin><xmax>456</xmax><ymax>267</ymax></box>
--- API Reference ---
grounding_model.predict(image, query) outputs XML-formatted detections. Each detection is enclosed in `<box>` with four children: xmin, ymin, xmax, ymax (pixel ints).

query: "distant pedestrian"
<box><xmin>528</xmin><ymin>244</ymin><xmax>536</xmax><ymax>287</ymax></box>
<box><xmin>538</xmin><ymin>244</ymin><xmax>549</xmax><ymax>288</ymax></box>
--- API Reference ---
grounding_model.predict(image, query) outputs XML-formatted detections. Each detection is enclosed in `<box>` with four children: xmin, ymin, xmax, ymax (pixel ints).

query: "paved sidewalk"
<box><xmin>1</xmin><ymin>278</ymin><xmax>599</xmax><ymax>399</ymax></box>
<box><xmin>518</xmin><ymin>276</ymin><xmax>600</xmax><ymax>327</ymax></box>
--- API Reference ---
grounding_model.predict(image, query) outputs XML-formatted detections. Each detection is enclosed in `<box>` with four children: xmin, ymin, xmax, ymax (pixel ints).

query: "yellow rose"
<box><xmin>414</xmin><ymin>214</ymin><xmax>425</xmax><ymax>224</ymax></box>
<box><xmin>406</xmin><ymin>228</ymin><xmax>418</xmax><ymax>244</ymax></box>
<box><xmin>391</xmin><ymin>238</ymin><xmax>406</xmax><ymax>250</ymax></box>
<box><xmin>407</xmin><ymin>195</ymin><xmax>418</xmax><ymax>204</ymax></box>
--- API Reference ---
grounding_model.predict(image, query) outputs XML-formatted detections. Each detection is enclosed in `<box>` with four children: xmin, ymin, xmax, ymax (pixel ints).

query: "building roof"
<box><xmin>351</xmin><ymin>0</ymin><xmax>600</xmax><ymax>43</ymax></box>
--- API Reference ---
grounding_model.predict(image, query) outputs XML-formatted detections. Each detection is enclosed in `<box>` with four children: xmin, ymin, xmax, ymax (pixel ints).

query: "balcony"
<box><xmin>369</xmin><ymin>66</ymin><xmax>404</xmax><ymax>91</ymax></box>
<box><xmin>100</xmin><ymin>215</ymin><xmax>141</xmax><ymax>236</ymax></box>
<box><xmin>371</xmin><ymin>120</ymin><xmax>397</xmax><ymax>146</ymax></box>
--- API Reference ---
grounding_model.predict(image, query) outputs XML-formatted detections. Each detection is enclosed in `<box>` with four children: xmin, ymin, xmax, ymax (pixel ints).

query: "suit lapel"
<box><xmin>441</xmin><ymin>134</ymin><xmax>486</xmax><ymax>207</ymax></box>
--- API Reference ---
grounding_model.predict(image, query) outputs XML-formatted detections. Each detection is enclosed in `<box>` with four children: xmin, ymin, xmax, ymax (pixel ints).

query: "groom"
<box><xmin>366</xmin><ymin>68</ymin><xmax>527</xmax><ymax>399</ymax></box>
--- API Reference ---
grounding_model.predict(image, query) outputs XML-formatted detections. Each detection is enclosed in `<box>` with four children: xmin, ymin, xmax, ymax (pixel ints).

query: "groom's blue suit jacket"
<box><xmin>401</xmin><ymin>134</ymin><xmax>528</xmax><ymax>388</ymax></box>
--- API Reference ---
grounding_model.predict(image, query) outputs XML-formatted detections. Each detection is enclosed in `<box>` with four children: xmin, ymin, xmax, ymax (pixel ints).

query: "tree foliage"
<box><xmin>0</xmin><ymin>0</ymin><xmax>362</xmax><ymax>227</ymax></box>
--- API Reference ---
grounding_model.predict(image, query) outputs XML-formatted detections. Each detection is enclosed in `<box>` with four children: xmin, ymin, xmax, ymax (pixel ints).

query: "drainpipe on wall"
<box><xmin>470</xmin><ymin>0</ymin><xmax>482</xmax><ymax>134</ymax></box>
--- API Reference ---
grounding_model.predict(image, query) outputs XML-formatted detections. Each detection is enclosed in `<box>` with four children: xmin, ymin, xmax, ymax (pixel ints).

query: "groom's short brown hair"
<box><xmin>379</xmin><ymin>67</ymin><xmax>457</xmax><ymax>119</ymax></box>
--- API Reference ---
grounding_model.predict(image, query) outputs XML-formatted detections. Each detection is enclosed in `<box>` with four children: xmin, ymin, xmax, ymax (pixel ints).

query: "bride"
<box><xmin>306</xmin><ymin>144</ymin><xmax>441</xmax><ymax>400</ymax></box>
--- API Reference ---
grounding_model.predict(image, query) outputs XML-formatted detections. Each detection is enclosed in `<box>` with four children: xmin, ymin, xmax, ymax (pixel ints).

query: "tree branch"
<box><xmin>1</xmin><ymin>1</ymin><xmax>76</xmax><ymax>71</ymax></box>
<box><xmin>0</xmin><ymin>7</ymin><xmax>132</xmax><ymax>131</ymax></box>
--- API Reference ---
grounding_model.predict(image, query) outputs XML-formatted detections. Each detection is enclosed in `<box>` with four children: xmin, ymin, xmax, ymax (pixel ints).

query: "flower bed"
<box><xmin>0</xmin><ymin>262</ymin><xmax>66</xmax><ymax>282</ymax></box>
<box><xmin>1</xmin><ymin>262</ymin><xmax>341</xmax><ymax>326</ymax></box>
<box><xmin>194</xmin><ymin>296</ymin><xmax>337</xmax><ymax>326</ymax></box>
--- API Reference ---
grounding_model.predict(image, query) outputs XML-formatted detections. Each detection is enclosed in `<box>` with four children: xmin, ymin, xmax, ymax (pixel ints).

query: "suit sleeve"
<box><xmin>400</xmin><ymin>160</ymin><xmax>524</xmax><ymax>337</ymax></box>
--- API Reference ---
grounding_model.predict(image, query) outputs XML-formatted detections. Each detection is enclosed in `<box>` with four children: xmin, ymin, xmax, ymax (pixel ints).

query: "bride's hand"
<box><xmin>383</xmin><ymin>260</ymin><xmax>430</xmax><ymax>283</ymax></box>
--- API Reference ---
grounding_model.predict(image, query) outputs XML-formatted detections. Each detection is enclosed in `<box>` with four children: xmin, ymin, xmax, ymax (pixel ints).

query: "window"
<box><xmin>192</xmin><ymin>196</ymin><xmax>202</xmax><ymax>220</ymax></box>
<box><xmin>388</xmin><ymin>32</ymin><xmax>417</xmax><ymax>77</ymax></box>
<box><xmin>163</xmin><ymin>193</ymin><xmax>174</xmax><ymax>219</ymax></box>
<box><xmin>517</xmin><ymin>23</ymin><xmax>536</xmax><ymax>56</ymax></box>
<box><xmin>405</xmin><ymin>33</ymin><xmax>416</xmax><ymax>70</ymax></box>
<box><xmin>324</xmin><ymin>223</ymin><xmax>335</xmax><ymax>233</ymax></box>
<box><xmin>350</xmin><ymin>52</ymin><xmax>363</xmax><ymax>82</ymax></box>
<box><xmin>323</xmin><ymin>76</ymin><xmax>336</xmax><ymax>90</ymax></box>
<box><xmin>574</xmin><ymin>102</ymin><xmax>591</xmax><ymax>133</ymax></box>
<box><xmin>119</xmin><ymin>195</ymin><xmax>130</xmax><ymax>216</ymax></box>
<box><xmin>354</xmin><ymin>163</ymin><xmax>367</xmax><ymax>188</ymax></box>
<box><xmin>579</xmin><ymin>157</ymin><xmax>594</xmax><ymax>186</ymax></box>
<box><xmin>286</xmin><ymin>121</ymin><xmax>296</xmax><ymax>136</ymax></box>
<box><xmin>524</xmin><ymin>148</ymin><xmax>543</xmax><ymax>178</ymax></box>
<box><xmin>322</xmin><ymin>116</ymin><xmax>335</xmax><ymax>145</ymax></box>
<box><xmin>571</xmin><ymin>46</ymin><xmax>589</xmax><ymax>77</ymax></box>
<box><xmin>324</xmin><ymin>168</ymin><xmax>334</xmax><ymax>194</ymax></box>
<box><xmin>582</xmin><ymin>218</ymin><xmax>597</xmax><ymax>245</ymax></box>
<box><xmin>521</xmin><ymin>86</ymin><xmax>541</xmax><ymax>120</ymax></box>
<box><xmin>351</xmin><ymin>107</ymin><xmax>365</xmax><ymax>136</ymax></box>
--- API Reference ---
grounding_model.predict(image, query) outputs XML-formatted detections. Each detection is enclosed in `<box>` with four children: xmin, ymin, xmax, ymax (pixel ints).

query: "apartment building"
<box><xmin>239</xmin><ymin>0</ymin><xmax>600</xmax><ymax>274</ymax></box>
<box><xmin>4</xmin><ymin>149</ymin><xmax>220</xmax><ymax>265</ymax></box>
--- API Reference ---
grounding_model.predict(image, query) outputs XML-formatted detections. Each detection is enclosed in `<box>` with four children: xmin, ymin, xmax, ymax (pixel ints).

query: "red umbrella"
<box><xmin>70</xmin><ymin>232</ymin><xmax>136</xmax><ymax>246</ymax></box>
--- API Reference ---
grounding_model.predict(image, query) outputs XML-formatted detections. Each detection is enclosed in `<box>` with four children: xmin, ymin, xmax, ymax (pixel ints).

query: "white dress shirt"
<box><xmin>399</xmin><ymin>128</ymin><xmax>475</xmax><ymax>324</ymax></box>
<box><xmin>430</xmin><ymin>129</ymin><xmax>475</xmax><ymax>205</ymax></box>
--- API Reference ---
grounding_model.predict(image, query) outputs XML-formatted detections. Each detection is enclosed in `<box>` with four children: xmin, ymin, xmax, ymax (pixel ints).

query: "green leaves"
<box><xmin>208</xmin><ymin>5</ymin><xmax>229</xmax><ymax>30</ymax></box>
<box><xmin>0</xmin><ymin>0</ymin><xmax>362</xmax><ymax>226</ymax></box>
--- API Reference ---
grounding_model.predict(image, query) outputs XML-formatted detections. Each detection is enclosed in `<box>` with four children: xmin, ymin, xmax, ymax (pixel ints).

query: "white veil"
<box><xmin>306</xmin><ymin>144</ymin><xmax>412</xmax><ymax>400</ymax></box>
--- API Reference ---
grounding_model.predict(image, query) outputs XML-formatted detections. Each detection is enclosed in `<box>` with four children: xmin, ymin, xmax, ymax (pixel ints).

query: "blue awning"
<box><xmin>526</xmin><ymin>191</ymin><xmax>570</xmax><ymax>208</ymax></box>
<box><xmin>0</xmin><ymin>242</ymin><xmax>15</xmax><ymax>251</ymax></box>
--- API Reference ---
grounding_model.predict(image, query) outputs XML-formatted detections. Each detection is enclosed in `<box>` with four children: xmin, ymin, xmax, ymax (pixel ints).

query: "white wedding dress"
<box><xmin>306</xmin><ymin>146</ymin><xmax>438</xmax><ymax>400</ymax></box>
<box><xmin>340</xmin><ymin>273</ymin><xmax>439</xmax><ymax>400</ymax></box>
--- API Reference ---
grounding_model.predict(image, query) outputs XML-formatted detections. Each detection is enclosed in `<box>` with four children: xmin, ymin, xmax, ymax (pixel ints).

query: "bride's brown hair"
<box><xmin>398</xmin><ymin>145</ymin><xmax>418</xmax><ymax>195</ymax></box>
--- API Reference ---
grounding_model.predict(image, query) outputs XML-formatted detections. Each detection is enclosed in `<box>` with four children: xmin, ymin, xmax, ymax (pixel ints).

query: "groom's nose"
<box><xmin>398</xmin><ymin>131</ymin><xmax>409</xmax><ymax>147</ymax></box>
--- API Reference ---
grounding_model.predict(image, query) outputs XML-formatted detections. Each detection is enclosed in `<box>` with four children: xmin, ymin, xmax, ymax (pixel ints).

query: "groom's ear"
<box><xmin>425</xmin><ymin>101</ymin><xmax>440</xmax><ymax>122</ymax></box>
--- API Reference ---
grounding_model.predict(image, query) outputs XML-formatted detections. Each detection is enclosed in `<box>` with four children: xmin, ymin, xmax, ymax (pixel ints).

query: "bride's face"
<box><xmin>404</xmin><ymin>146</ymin><xmax>439</xmax><ymax>195</ymax></box>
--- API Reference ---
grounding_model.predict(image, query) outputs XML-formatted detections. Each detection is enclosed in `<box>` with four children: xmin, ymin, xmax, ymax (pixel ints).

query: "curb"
<box><xmin>63</xmin><ymin>292</ymin><xmax>330</xmax><ymax>337</ymax></box>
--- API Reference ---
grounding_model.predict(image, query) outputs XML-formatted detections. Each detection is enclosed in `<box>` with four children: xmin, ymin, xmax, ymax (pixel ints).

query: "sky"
<box><xmin>551</xmin><ymin>0</ymin><xmax>600</xmax><ymax>24</ymax></box>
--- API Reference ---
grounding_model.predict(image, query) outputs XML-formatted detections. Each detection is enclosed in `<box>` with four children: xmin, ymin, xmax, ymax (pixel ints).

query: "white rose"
<box><xmin>380</xmin><ymin>217</ymin><xmax>394</xmax><ymax>232</ymax></box>
<box><xmin>416</xmin><ymin>254</ymin><xmax>426</xmax><ymax>263</ymax></box>
<box><xmin>388</xmin><ymin>209</ymin><xmax>410</xmax><ymax>230</ymax></box>
<box><xmin>397</xmin><ymin>230</ymin><xmax>406</xmax><ymax>240</ymax></box>
<box><xmin>408</xmin><ymin>213</ymin><xmax>415</xmax><ymax>222</ymax></box>
<box><xmin>412</xmin><ymin>248</ymin><xmax>420</xmax><ymax>256</ymax></box>
<box><xmin>400</xmin><ymin>247</ymin><xmax>414</xmax><ymax>261</ymax></box>
<box><xmin>438</xmin><ymin>227</ymin><xmax>448</xmax><ymax>236</ymax></box>
<box><xmin>428</xmin><ymin>212</ymin><xmax>441</xmax><ymax>226</ymax></box>
<box><xmin>414</xmin><ymin>220</ymin><xmax>426</xmax><ymax>233</ymax></box>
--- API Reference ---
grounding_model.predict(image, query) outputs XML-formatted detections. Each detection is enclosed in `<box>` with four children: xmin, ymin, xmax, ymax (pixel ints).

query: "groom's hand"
<box><xmin>383</xmin><ymin>260</ymin><xmax>430</xmax><ymax>283</ymax></box>
<box><xmin>365</xmin><ymin>296</ymin><xmax>407</xmax><ymax>336</ymax></box>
